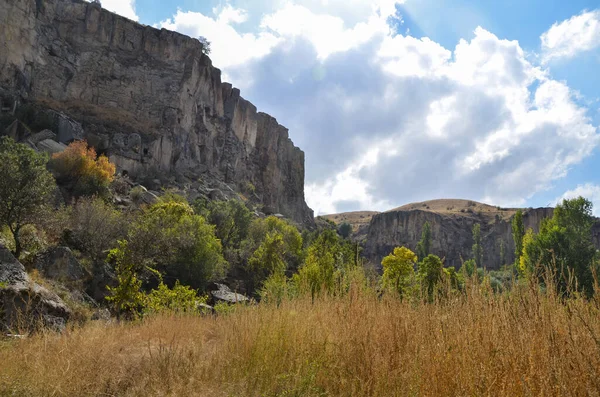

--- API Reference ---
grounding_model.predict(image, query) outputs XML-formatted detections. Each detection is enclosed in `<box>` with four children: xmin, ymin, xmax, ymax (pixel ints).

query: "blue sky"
<box><xmin>99</xmin><ymin>0</ymin><xmax>600</xmax><ymax>215</ymax></box>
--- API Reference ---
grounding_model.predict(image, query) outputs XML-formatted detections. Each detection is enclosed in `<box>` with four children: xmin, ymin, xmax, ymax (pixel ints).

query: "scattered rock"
<box><xmin>208</xmin><ymin>189</ymin><xmax>226</xmax><ymax>201</ymax></box>
<box><xmin>86</xmin><ymin>263</ymin><xmax>117</xmax><ymax>303</ymax></box>
<box><xmin>210</xmin><ymin>283</ymin><xmax>249</xmax><ymax>304</ymax></box>
<box><xmin>36</xmin><ymin>138</ymin><xmax>67</xmax><ymax>154</ymax></box>
<box><xmin>34</xmin><ymin>247</ymin><xmax>89</xmax><ymax>283</ymax></box>
<box><xmin>53</xmin><ymin>111</ymin><xmax>85</xmax><ymax>144</ymax></box>
<box><xmin>0</xmin><ymin>244</ymin><xmax>71</xmax><ymax>333</ymax></box>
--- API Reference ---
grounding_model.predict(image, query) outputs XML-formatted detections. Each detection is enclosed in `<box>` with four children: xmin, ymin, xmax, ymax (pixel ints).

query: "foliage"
<box><xmin>126</xmin><ymin>196</ymin><xmax>227</xmax><ymax>290</ymax></box>
<box><xmin>471</xmin><ymin>223</ymin><xmax>483</xmax><ymax>267</ymax></box>
<box><xmin>243</xmin><ymin>216</ymin><xmax>303</xmax><ymax>272</ymax></box>
<box><xmin>248</xmin><ymin>232</ymin><xmax>286</xmax><ymax>285</ymax></box>
<box><xmin>50</xmin><ymin>140</ymin><xmax>115</xmax><ymax>197</ymax></box>
<box><xmin>0</xmin><ymin>137</ymin><xmax>55</xmax><ymax>258</ymax></box>
<box><xmin>418</xmin><ymin>254</ymin><xmax>444</xmax><ymax>301</ymax></box>
<box><xmin>198</xmin><ymin>36</ymin><xmax>211</xmax><ymax>55</ymax></box>
<box><xmin>64</xmin><ymin>197</ymin><xmax>128</xmax><ymax>262</ymax></box>
<box><xmin>145</xmin><ymin>281</ymin><xmax>206</xmax><ymax>315</ymax></box>
<box><xmin>520</xmin><ymin>197</ymin><xmax>597</xmax><ymax>296</ymax></box>
<box><xmin>460</xmin><ymin>259</ymin><xmax>476</xmax><ymax>278</ymax></box>
<box><xmin>106</xmin><ymin>241</ymin><xmax>146</xmax><ymax>317</ymax></box>
<box><xmin>416</xmin><ymin>222</ymin><xmax>431</xmax><ymax>260</ymax></box>
<box><xmin>381</xmin><ymin>247</ymin><xmax>417</xmax><ymax>297</ymax></box>
<box><xmin>337</xmin><ymin>222</ymin><xmax>352</xmax><ymax>239</ymax></box>
<box><xmin>198</xmin><ymin>199</ymin><xmax>252</xmax><ymax>249</ymax></box>
<box><xmin>260</xmin><ymin>272</ymin><xmax>296</xmax><ymax>305</ymax></box>
<box><xmin>512</xmin><ymin>209</ymin><xmax>524</xmax><ymax>268</ymax></box>
<box><xmin>293</xmin><ymin>229</ymin><xmax>358</xmax><ymax>298</ymax></box>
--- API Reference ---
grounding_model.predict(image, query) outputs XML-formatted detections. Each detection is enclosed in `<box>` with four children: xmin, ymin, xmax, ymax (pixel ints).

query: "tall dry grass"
<box><xmin>1</xmin><ymin>277</ymin><xmax>600</xmax><ymax>396</ymax></box>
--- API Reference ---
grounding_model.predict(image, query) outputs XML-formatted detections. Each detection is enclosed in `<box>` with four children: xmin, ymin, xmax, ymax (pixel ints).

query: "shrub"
<box><xmin>381</xmin><ymin>247</ymin><xmax>417</xmax><ymax>297</ymax></box>
<box><xmin>51</xmin><ymin>140</ymin><xmax>116</xmax><ymax>197</ymax></box>
<box><xmin>65</xmin><ymin>197</ymin><xmax>128</xmax><ymax>263</ymax></box>
<box><xmin>145</xmin><ymin>282</ymin><xmax>207</xmax><ymax>315</ymax></box>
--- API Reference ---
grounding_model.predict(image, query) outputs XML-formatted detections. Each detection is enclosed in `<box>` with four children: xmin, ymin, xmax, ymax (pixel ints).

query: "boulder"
<box><xmin>0</xmin><ymin>244</ymin><xmax>70</xmax><ymax>333</ymax></box>
<box><xmin>34</xmin><ymin>247</ymin><xmax>89</xmax><ymax>282</ymax></box>
<box><xmin>36</xmin><ymin>139</ymin><xmax>67</xmax><ymax>154</ymax></box>
<box><xmin>54</xmin><ymin>112</ymin><xmax>84</xmax><ymax>144</ymax></box>
<box><xmin>210</xmin><ymin>283</ymin><xmax>249</xmax><ymax>304</ymax></box>
<box><xmin>86</xmin><ymin>263</ymin><xmax>117</xmax><ymax>303</ymax></box>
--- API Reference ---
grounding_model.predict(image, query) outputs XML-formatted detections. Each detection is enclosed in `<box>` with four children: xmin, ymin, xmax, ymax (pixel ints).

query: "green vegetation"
<box><xmin>381</xmin><ymin>246</ymin><xmax>416</xmax><ymax>297</ymax></box>
<box><xmin>337</xmin><ymin>222</ymin><xmax>352</xmax><ymax>239</ymax></box>
<box><xmin>471</xmin><ymin>223</ymin><xmax>483</xmax><ymax>267</ymax></box>
<box><xmin>0</xmin><ymin>137</ymin><xmax>55</xmax><ymax>258</ymax></box>
<box><xmin>416</xmin><ymin>221</ymin><xmax>431</xmax><ymax>259</ymax></box>
<box><xmin>512</xmin><ymin>209</ymin><xmax>525</xmax><ymax>268</ymax></box>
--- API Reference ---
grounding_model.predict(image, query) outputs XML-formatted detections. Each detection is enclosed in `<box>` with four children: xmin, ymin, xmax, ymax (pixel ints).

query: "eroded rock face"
<box><xmin>0</xmin><ymin>0</ymin><xmax>314</xmax><ymax>226</ymax></box>
<box><xmin>0</xmin><ymin>245</ymin><xmax>71</xmax><ymax>333</ymax></box>
<box><xmin>363</xmin><ymin>206</ymin><xmax>556</xmax><ymax>270</ymax></box>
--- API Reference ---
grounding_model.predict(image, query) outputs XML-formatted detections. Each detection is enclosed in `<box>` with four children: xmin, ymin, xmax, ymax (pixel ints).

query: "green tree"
<box><xmin>106</xmin><ymin>240</ymin><xmax>146</xmax><ymax>317</ymax></box>
<box><xmin>293</xmin><ymin>229</ymin><xmax>357</xmax><ymax>298</ymax></box>
<box><xmin>243</xmin><ymin>216</ymin><xmax>303</xmax><ymax>270</ymax></box>
<box><xmin>521</xmin><ymin>197</ymin><xmax>597</xmax><ymax>296</ymax></box>
<box><xmin>512</xmin><ymin>209</ymin><xmax>525</xmax><ymax>269</ymax></box>
<box><xmin>472</xmin><ymin>223</ymin><xmax>483</xmax><ymax>267</ymax></box>
<box><xmin>416</xmin><ymin>222</ymin><xmax>432</xmax><ymax>260</ymax></box>
<box><xmin>248</xmin><ymin>232</ymin><xmax>286</xmax><ymax>284</ymax></box>
<box><xmin>381</xmin><ymin>247</ymin><xmax>417</xmax><ymax>297</ymax></box>
<box><xmin>499</xmin><ymin>239</ymin><xmax>505</xmax><ymax>267</ymax></box>
<box><xmin>460</xmin><ymin>259</ymin><xmax>476</xmax><ymax>278</ymax></box>
<box><xmin>338</xmin><ymin>222</ymin><xmax>352</xmax><ymax>239</ymax></box>
<box><xmin>0</xmin><ymin>137</ymin><xmax>55</xmax><ymax>258</ymax></box>
<box><xmin>418</xmin><ymin>254</ymin><xmax>444</xmax><ymax>301</ymax></box>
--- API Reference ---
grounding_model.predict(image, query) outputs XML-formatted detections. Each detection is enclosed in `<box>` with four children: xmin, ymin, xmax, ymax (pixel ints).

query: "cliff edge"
<box><xmin>0</xmin><ymin>0</ymin><xmax>314</xmax><ymax>226</ymax></box>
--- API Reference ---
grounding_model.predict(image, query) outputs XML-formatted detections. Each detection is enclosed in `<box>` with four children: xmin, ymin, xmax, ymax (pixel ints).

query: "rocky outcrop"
<box><xmin>0</xmin><ymin>244</ymin><xmax>71</xmax><ymax>332</ymax></box>
<box><xmin>362</xmin><ymin>200</ymin><xmax>555</xmax><ymax>270</ymax></box>
<box><xmin>0</xmin><ymin>0</ymin><xmax>314</xmax><ymax>226</ymax></box>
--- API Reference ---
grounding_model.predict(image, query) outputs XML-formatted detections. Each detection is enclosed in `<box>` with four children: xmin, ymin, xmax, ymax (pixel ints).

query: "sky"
<box><xmin>95</xmin><ymin>0</ymin><xmax>600</xmax><ymax>215</ymax></box>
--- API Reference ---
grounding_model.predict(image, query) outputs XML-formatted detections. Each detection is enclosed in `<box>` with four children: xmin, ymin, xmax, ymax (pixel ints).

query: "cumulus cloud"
<box><xmin>158</xmin><ymin>2</ymin><xmax>600</xmax><ymax>215</ymax></box>
<box><xmin>87</xmin><ymin>0</ymin><xmax>138</xmax><ymax>21</ymax></box>
<box><xmin>541</xmin><ymin>10</ymin><xmax>600</xmax><ymax>62</ymax></box>
<box><xmin>557</xmin><ymin>184</ymin><xmax>600</xmax><ymax>216</ymax></box>
<box><xmin>159</xmin><ymin>6</ymin><xmax>281</xmax><ymax>72</ymax></box>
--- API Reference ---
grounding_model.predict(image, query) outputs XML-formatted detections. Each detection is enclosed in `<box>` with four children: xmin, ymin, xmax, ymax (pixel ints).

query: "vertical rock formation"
<box><xmin>362</xmin><ymin>199</ymin><xmax>555</xmax><ymax>270</ymax></box>
<box><xmin>0</xmin><ymin>0</ymin><xmax>314</xmax><ymax>226</ymax></box>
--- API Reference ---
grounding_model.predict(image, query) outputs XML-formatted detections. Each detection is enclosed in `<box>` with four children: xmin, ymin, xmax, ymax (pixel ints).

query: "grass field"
<box><xmin>1</xmin><ymin>279</ymin><xmax>600</xmax><ymax>396</ymax></box>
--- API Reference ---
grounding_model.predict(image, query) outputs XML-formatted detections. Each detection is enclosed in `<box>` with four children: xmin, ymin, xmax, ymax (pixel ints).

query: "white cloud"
<box><xmin>557</xmin><ymin>184</ymin><xmax>600</xmax><ymax>216</ymax></box>
<box><xmin>541</xmin><ymin>10</ymin><xmax>600</xmax><ymax>62</ymax></box>
<box><xmin>156</xmin><ymin>2</ymin><xmax>599</xmax><ymax>214</ymax></box>
<box><xmin>88</xmin><ymin>0</ymin><xmax>138</xmax><ymax>21</ymax></box>
<box><xmin>159</xmin><ymin>7</ymin><xmax>281</xmax><ymax>72</ymax></box>
<box><xmin>224</xmin><ymin>26</ymin><xmax>598</xmax><ymax>214</ymax></box>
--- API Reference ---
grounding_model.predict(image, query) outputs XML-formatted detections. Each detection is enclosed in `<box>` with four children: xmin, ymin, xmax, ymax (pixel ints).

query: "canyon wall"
<box><xmin>0</xmin><ymin>0</ymin><xmax>314</xmax><ymax>225</ymax></box>
<box><xmin>363</xmin><ymin>202</ymin><xmax>555</xmax><ymax>270</ymax></box>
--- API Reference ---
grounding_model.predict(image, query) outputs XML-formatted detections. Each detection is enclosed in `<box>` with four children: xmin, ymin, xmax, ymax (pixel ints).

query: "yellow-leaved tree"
<box><xmin>51</xmin><ymin>140</ymin><xmax>115</xmax><ymax>197</ymax></box>
<box><xmin>381</xmin><ymin>246</ymin><xmax>417</xmax><ymax>297</ymax></box>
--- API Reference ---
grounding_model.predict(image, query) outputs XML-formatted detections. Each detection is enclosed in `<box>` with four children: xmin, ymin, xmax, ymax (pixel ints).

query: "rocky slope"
<box><xmin>0</xmin><ymin>0</ymin><xmax>314</xmax><ymax>226</ymax></box>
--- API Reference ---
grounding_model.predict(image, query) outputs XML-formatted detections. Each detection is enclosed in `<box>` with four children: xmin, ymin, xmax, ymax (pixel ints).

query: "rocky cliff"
<box><xmin>0</xmin><ymin>0</ymin><xmax>314</xmax><ymax>225</ymax></box>
<box><xmin>356</xmin><ymin>199</ymin><xmax>556</xmax><ymax>270</ymax></box>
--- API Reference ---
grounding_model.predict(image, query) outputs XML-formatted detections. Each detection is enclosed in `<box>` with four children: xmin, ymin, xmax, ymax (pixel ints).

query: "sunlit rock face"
<box><xmin>0</xmin><ymin>0</ymin><xmax>314</xmax><ymax>226</ymax></box>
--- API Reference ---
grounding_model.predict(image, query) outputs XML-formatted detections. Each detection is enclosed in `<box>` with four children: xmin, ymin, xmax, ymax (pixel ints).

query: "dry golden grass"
<box><xmin>1</xmin><ymin>280</ymin><xmax>600</xmax><ymax>396</ymax></box>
